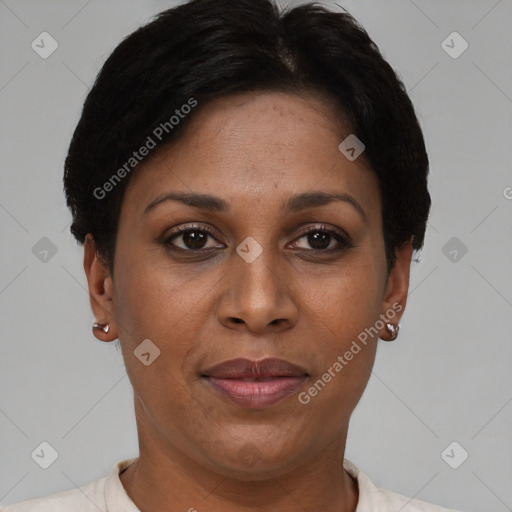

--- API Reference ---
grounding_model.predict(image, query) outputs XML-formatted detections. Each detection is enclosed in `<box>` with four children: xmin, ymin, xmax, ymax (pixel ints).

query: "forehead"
<box><xmin>121</xmin><ymin>90</ymin><xmax>379</xmax><ymax>219</ymax></box>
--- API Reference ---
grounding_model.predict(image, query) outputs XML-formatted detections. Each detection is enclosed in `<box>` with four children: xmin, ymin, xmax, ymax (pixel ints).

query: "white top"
<box><xmin>2</xmin><ymin>458</ymin><xmax>461</xmax><ymax>512</ymax></box>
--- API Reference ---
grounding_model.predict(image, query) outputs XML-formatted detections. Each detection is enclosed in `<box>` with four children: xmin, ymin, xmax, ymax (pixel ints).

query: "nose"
<box><xmin>216</xmin><ymin>246</ymin><xmax>299</xmax><ymax>334</ymax></box>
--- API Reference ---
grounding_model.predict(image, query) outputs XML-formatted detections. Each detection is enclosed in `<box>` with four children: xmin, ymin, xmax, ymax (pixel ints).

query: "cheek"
<box><xmin>111</xmin><ymin>256</ymin><xmax>206</xmax><ymax>396</ymax></box>
<box><xmin>300</xmin><ymin>255</ymin><xmax>384</xmax><ymax>337</ymax></box>
<box><xmin>112</xmin><ymin>257</ymin><xmax>211</xmax><ymax>427</ymax></box>
<box><xmin>295</xmin><ymin>258</ymin><xmax>383</xmax><ymax>404</ymax></box>
<box><xmin>113</xmin><ymin>249</ymin><xmax>213</xmax><ymax>342</ymax></box>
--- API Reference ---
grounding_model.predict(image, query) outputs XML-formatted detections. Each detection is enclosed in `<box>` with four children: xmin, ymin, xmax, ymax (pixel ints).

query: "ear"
<box><xmin>378</xmin><ymin>238</ymin><xmax>413</xmax><ymax>340</ymax></box>
<box><xmin>83</xmin><ymin>234</ymin><xmax>118</xmax><ymax>342</ymax></box>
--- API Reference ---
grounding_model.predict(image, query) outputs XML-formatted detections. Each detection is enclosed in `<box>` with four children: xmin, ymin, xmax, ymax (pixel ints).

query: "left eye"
<box><xmin>290</xmin><ymin>228</ymin><xmax>349</xmax><ymax>252</ymax></box>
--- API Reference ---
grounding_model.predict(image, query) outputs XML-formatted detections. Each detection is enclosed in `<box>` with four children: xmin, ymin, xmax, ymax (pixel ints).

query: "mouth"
<box><xmin>201</xmin><ymin>358</ymin><xmax>309</xmax><ymax>408</ymax></box>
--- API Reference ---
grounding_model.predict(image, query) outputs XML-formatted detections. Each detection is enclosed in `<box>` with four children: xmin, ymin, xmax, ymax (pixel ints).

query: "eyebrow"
<box><xmin>143</xmin><ymin>190</ymin><xmax>367</xmax><ymax>222</ymax></box>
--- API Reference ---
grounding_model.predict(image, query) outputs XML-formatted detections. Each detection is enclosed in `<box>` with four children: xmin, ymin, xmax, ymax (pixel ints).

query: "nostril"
<box><xmin>231</xmin><ymin>317</ymin><xmax>244</xmax><ymax>324</ymax></box>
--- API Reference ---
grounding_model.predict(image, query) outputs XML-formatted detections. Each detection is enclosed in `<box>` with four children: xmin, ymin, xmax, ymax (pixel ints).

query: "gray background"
<box><xmin>1</xmin><ymin>1</ymin><xmax>511</xmax><ymax>510</ymax></box>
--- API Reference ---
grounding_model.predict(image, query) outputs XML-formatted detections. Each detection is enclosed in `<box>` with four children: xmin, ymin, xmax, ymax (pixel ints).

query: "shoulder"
<box><xmin>1</xmin><ymin>477</ymin><xmax>106</xmax><ymax>512</ymax></box>
<box><xmin>343</xmin><ymin>459</ymin><xmax>463</xmax><ymax>512</ymax></box>
<box><xmin>372</xmin><ymin>487</ymin><xmax>460</xmax><ymax>512</ymax></box>
<box><xmin>1</xmin><ymin>458</ymin><xmax>138</xmax><ymax>512</ymax></box>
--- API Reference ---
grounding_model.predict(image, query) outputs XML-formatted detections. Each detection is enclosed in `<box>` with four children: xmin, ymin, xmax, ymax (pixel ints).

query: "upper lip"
<box><xmin>201</xmin><ymin>358</ymin><xmax>308</xmax><ymax>379</ymax></box>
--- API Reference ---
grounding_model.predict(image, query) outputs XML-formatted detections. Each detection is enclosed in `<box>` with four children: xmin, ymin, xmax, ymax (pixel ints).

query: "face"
<box><xmin>85</xmin><ymin>91</ymin><xmax>411</xmax><ymax>479</ymax></box>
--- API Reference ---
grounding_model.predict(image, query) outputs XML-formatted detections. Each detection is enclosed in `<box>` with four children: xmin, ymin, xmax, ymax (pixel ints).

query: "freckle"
<box><xmin>274</xmin><ymin>182</ymin><xmax>278</xmax><ymax>189</ymax></box>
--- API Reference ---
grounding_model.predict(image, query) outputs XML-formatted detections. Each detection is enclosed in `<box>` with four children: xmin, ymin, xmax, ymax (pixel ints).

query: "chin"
<box><xmin>196</xmin><ymin>431</ymin><xmax>305</xmax><ymax>480</ymax></box>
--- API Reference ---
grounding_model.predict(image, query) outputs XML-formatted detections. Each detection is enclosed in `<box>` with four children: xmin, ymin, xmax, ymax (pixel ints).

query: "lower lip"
<box><xmin>204</xmin><ymin>376</ymin><xmax>307</xmax><ymax>408</ymax></box>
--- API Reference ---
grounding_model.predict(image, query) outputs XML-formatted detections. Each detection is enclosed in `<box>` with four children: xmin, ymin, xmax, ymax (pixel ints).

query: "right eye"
<box><xmin>163</xmin><ymin>225</ymin><xmax>225</xmax><ymax>252</ymax></box>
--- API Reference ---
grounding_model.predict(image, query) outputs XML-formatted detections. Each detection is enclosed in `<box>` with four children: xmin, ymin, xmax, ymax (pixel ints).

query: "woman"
<box><xmin>3</xmin><ymin>0</ymin><xmax>462</xmax><ymax>510</ymax></box>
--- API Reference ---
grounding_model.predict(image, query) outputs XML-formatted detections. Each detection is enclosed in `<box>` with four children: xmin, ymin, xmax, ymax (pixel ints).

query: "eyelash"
<box><xmin>162</xmin><ymin>223</ymin><xmax>353</xmax><ymax>255</ymax></box>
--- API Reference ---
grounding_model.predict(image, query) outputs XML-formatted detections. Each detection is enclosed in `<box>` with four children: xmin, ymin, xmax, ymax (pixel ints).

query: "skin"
<box><xmin>84</xmin><ymin>91</ymin><xmax>412</xmax><ymax>512</ymax></box>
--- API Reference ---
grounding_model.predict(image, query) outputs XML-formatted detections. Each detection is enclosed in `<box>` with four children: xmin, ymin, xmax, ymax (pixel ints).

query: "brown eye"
<box><xmin>290</xmin><ymin>226</ymin><xmax>352</xmax><ymax>252</ymax></box>
<box><xmin>164</xmin><ymin>225</ymin><xmax>224</xmax><ymax>251</ymax></box>
<box><xmin>305</xmin><ymin>231</ymin><xmax>332</xmax><ymax>250</ymax></box>
<box><xmin>178</xmin><ymin>230</ymin><xmax>209</xmax><ymax>250</ymax></box>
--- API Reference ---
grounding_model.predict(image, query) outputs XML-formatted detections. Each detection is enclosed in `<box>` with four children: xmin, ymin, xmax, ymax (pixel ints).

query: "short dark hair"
<box><xmin>64</xmin><ymin>0</ymin><xmax>430</xmax><ymax>272</ymax></box>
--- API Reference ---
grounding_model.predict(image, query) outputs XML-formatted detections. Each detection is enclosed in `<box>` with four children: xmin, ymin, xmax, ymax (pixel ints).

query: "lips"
<box><xmin>202</xmin><ymin>357</ymin><xmax>308</xmax><ymax>379</ymax></box>
<box><xmin>201</xmin><ymin>358</ymin><xmax>308</xmax><ymax>408</ymax></box>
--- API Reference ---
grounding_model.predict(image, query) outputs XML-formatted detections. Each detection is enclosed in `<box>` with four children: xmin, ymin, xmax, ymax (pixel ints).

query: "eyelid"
<box><xmin>292</xmin><ymin>223</ymin><xmax>350</xmax><ymax>241</ymax></box>
<box><xmin>172</xmin><ymin>223</ymin><xmax>220</xmax><ymax>238</ymax></box>
<box><xmin>163</xmin><ymin>223</ymin><xmax>225</xmax><ymax>249</ymax></box>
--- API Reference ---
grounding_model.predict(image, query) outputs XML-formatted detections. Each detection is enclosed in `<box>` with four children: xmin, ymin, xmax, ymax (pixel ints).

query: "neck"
<box><xmin>119</xmin><ymin>402</ymin><xmax>359</xmax><ymax>512</ymax></box>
